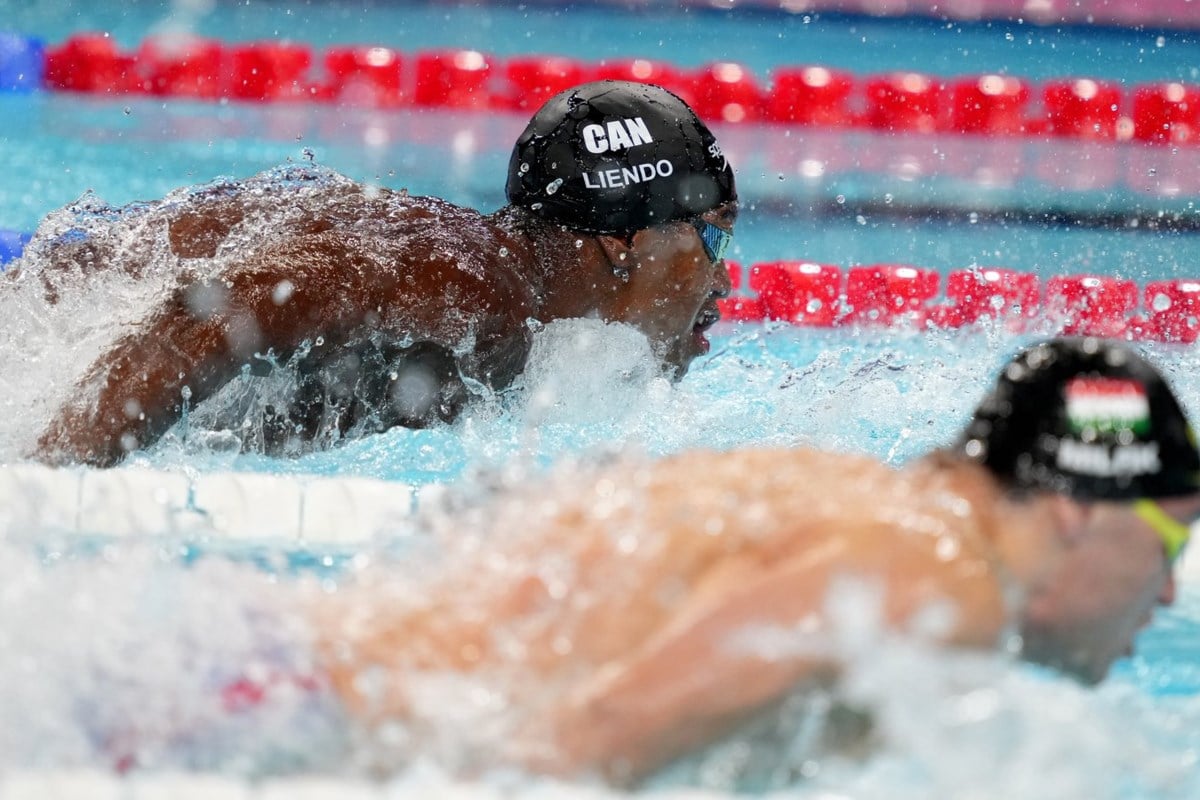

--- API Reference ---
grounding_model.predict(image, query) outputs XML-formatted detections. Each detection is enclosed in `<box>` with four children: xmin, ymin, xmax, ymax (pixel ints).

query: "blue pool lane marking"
<box><xmin>0</xmin><ymin>33</ymin><xmax>43</xmax><ymax>93</ymax></box>
<box><xmin>0</xmin><ymin>231</ymin><xmax>31</xmax><ymax>266</ymax></box>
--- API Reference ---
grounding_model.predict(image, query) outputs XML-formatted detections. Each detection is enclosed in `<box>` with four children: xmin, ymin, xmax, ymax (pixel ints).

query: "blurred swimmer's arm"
<box><xmin>533</xmin><ymin>524</ymin><xmax>1009</xmax><ymax>783</ymax></box>
<box><xmin>529</xmin><ymin>551</ymin><xmax>845</xmax><ymax>784</ymax></box>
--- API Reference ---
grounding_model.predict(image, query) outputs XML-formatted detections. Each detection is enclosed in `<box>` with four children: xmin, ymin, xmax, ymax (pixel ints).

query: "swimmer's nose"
<box><xmin>1158</xmin><ymin>570</ymin><xmax>1178</xmax><ymax>607</ymax></box>
<box><xmin>711</xmin><ymin>260</ymin><xmax>732</xmax><ymax>299</ymax></box>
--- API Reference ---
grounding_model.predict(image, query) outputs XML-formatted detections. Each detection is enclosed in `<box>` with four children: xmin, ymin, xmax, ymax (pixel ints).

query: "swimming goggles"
<box><xmin>1132</xmin><ymin>498</ymin><xmax>1195</xmax><ymax>564</ymax></box>
<box><xmin>692</xmin><ymin>217</ymin><xmax>732</xmax><ymax>264</ymax></box>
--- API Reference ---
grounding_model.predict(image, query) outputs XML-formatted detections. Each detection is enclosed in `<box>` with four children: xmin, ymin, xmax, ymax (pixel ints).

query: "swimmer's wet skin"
<box><xmin>28</xmin><ymin>80</ymin><xmax>736</xmax><ymax>466</ymax></box>
<box><xmin>309</xmin><ymin>337</ymin><xmax>1197</xmax><ymax>785</ymax></box>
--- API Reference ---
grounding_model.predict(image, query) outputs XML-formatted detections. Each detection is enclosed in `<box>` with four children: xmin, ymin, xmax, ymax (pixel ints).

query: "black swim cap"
<box><xmin>505</xmin><ymin>80</ymin><xmax>736</xmax><ymax>235</ymax></box>
<box><xmin>958</xmin><ymin>338</ymin><xmax>1200</xmax><ymax>500</ymax></box>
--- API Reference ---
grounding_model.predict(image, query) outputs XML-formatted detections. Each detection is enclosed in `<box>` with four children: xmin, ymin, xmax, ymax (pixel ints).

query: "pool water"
<box><xmin>3</xmin><ymin>1</ymin><xmax>1200</xmax><ymax>797</ymax></box>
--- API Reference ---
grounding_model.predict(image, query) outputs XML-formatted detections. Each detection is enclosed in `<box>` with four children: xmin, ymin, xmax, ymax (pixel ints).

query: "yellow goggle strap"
<box><xmin>1132</xmin><ymin>499</ymin><xmax>1191</xmax><ymax>564</ymax></box>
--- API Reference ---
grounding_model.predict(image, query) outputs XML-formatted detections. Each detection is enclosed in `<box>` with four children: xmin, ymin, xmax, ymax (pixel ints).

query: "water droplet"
<box><xmin>1152</xmin><ymin>292</ymin><xmax>1172</xmax><ymax>312</ymax></box>
<box><xmin>123</xmin><ymin>106</ymin><xmax>131</xmax><ymax>115</ymax></box>
<box><xmin>519</xmin><ymin>162</ymin><xmax>530</xmax><ymax>174</ymax></box>
<box><xmin>272</xmin><ymin>279</ymin><xmax>295</xmax><ymax>305</ymax></box>
<box><xmin>499</xmin><ymin>246</ymin><xmax>509</xmax><ymax>257</ymax></box>
<box><xmin>574</xmin><ymin>239</ymin><xmax>583</xmax><ymax>249</ymax></box>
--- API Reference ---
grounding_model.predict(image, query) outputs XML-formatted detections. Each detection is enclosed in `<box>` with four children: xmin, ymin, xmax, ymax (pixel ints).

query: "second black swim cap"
<box><xmin>958</xmin><ymin>338</ymin><xmax>1200</xmax><ymax>500</ymax></box>
<box><xmin>506</xmin><ymin>80</ymin><xmax>736</xmax><ymax>234</ymax></box>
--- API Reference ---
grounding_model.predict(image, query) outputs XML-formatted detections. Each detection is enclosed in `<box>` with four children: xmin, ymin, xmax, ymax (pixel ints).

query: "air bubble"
<box><xmin>546</xmin><ymin>178</ymin><xmax>563</xmax><ymax>195</ymax></box>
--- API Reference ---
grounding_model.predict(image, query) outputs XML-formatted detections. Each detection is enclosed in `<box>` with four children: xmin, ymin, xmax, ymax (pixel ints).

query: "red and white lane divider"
<box><xmin>718</xmin><ymin>262</ymin><xmax>1200</xmax><ymax>343</ymax></box>
<box><xmin>0</xmin><ymin>31</ymin><xmax>1193</xmax><ymax>147</ymax></box>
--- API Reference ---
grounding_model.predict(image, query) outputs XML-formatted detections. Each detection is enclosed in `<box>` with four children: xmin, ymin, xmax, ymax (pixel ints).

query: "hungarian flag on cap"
<box><xmin>1065</xmin><ymin>377</ymin><xmax>1151</xmax><ymax>437</ymax></box>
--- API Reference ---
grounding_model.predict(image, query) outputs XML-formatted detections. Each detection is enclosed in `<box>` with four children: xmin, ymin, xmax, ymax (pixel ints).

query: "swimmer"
<box><xmin>28</xmin><ymin>80</ymin><xmax>736</xmax><ymax>466</ymax></box>
<box><xmin>308</xmin><ymin>337</ymin><xmax>1200</xmax><ymax>784</ymax></box>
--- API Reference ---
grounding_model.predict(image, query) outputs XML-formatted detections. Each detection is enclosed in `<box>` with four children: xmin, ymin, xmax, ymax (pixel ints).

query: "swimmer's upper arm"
<box><xmin>36</xmin><ymin>291</ymin><xmax>245</xmax><ymax>466</ymax></box>
<box><xmin>537</xmin><ymin>552</ymin><xmax>842</xmax><ymax>784</ymax></box>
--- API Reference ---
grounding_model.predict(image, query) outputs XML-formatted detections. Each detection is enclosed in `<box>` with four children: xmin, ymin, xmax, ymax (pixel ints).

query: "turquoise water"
<box><xmin>3</xmin><ymin>2</ymin><xmax>1200</xmax><ymax>795</ymax></box>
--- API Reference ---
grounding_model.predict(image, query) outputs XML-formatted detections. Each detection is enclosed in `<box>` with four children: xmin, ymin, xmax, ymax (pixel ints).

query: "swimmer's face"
<box><xmin>1019</xmin><ymin>494</ymin><xmax>1199</xmax><ymax>683</ymax></box>
<box><xmin>612</xmin><ymin>202</ymin><xmax>737</xmax><ymax>376</ymax></box>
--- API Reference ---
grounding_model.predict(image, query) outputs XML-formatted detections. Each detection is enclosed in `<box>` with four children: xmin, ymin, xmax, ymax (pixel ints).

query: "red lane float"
<box><xmin>717</xmin><ymin>264</ymin><xmax>1200</xmax><ymax>343</ymax></box>
<box><xmin>864</xmin><ymin>72</ymin><xmax>942</xmax><ymax>134</ymax></box>
<box><xmin>34</xmin><ymin>32</ymin><xmax>1200</xmax><ymax>149</ymax></box>
<box><xmin>138</xmin><ymin>36</ymin><xmax>224</xmax><ymax>99</ymax></box>
<box><xmin>44</xmin><ymin>33</ymin><xmax>138</xmax><ymax>93</ymax></box>
<box><xmin>844</xmin><ymin>264</ymin><xmax>940</xmax><ymax>325</ymax></box>
<box><xmin>412</xmin><ymin>49</ymin><xmax>492</xmax><ymax>108</ymax></box>
<box><xmin>1142</xmin><ymin>279</ymin><xmax>1200</xmax><ymax>343</ymax></box>
<box><xmin>1042</xmin><ymin>79</ymin><xmax>1124</xmax><ymax>139</ymax></box>
<box><xmin>591</xmin><ymin>58</ymin><xmax>689</xmax><ymax>102</ymax></box>
<box><xmin>228</xmin><ymin>41</ymin><xmax>313</xmax><ymax>102</ymax></box>
<box><xmin>1044</xmin><ymin>274</ymin><xmax>1138</xmax><ymax>337</ymax></box>
<box><xmin>692</xmin><ymin>62</ymin><xmax>766</xmax><ymax>124</ymax></box>
<box><xmin>767</xmin><ymin>66</ymin><xmax>855</xmax><ymax>126</ymax></box>
<box><xmin>324</xmin><ymin>46</ymin><xmax>404</xmax><ymax>107</ymax></box>
<box><xmin>1132</xmin><ymin>82</ymin><xmax>1200</xmax><ymax>145</ymax></box>
<box><xmin>750</xmin><ymin>261</ymin><xmax>842</xmax><ymax>325</ymax></box>
<box><xmin>928</xmin><ymin>268</ymin><xmax>1040</xmax><ymax>328</ymax></box>
<box><xmin>494</xmin><ymin>54</ymin><xmax>585</xmax><ymax>112</ymax></box>
<box><xmin>950</xmin><ymin>75</ymin><xmax>1030</xmax><ymax>135</ymax></box>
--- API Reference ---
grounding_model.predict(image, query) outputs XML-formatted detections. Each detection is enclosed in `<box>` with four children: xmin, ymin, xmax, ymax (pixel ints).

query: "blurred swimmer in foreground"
<box><xmin>307</xmin><ymin>338</ymin><xmax>1199</xmax><ymax>784</ymax></box>
<box><xmin>23</xmin><ymin>80</ymin><xmax>736</xmax><ymax>466</ymax></box>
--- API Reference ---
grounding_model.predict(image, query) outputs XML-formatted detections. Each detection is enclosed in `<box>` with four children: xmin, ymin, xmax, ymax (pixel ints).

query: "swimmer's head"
<box><xmin>505</xmin><ymin>80</ymin><xmax>737</xmax><ymax>235</ymax></box>
<box><xmin>958</xmin><ymin>337</ymin><xmax>1200</xmax><ymax>500</ymax></box>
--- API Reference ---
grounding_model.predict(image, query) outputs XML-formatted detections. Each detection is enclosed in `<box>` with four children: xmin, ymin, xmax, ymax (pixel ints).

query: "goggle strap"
<box><xmin>1132</xmin><ymin>498</ymin><xmax>1190</xmax><ymax>563</ymax></box>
